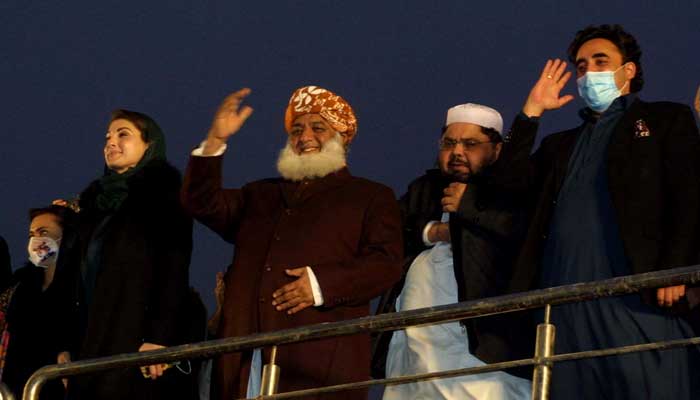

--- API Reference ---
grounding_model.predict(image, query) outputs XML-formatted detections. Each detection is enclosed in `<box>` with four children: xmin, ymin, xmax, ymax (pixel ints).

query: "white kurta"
<box><xmin>383</xmin><ymin>214</ymin><xmax>531</xmax><ymax>400</ymax></box>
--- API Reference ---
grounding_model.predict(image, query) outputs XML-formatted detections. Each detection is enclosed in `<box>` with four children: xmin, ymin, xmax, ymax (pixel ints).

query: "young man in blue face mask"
<box><xmin>497</xmin><ymin>24</ymin><xmax>700</xmax><ymax>399</ymax></box>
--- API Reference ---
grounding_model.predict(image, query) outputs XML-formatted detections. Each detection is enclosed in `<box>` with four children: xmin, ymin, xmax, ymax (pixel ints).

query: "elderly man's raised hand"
<box><xmin>203</xmin><ymin>88</ymin><xmax>254</xmax><ymax>155</ymax></box>
<box><xmin>522</xmin><ymin>59</ymin><xmax>575</xmax><ymax>118</ymax></box>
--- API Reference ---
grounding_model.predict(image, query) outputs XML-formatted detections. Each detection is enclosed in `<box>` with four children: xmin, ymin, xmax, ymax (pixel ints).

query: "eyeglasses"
<box><xmin>439</xmin><ymin>138</ymin><xmax>494</xmax><ymax>150</ymax></box>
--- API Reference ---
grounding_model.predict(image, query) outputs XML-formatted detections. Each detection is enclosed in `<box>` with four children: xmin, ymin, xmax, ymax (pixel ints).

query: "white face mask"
<box><xmin>27</xmin><ymin>236</ymin><xmax>60</xmax><ymax>268</ymax></box>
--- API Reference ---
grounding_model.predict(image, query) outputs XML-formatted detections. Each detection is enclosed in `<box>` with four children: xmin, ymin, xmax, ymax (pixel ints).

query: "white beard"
<box><xmin>276</xmin><ymin>134</ymin><xmax>347</xmax><ymax>181</ymax></box>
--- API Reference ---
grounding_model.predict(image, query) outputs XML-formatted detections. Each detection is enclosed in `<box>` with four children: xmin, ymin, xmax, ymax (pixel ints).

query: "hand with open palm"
<box><xmin>202</xmin><ymin>88</ymin><xmax>254</xmax><ymax>155</ymax></box>
<box><xmin>522</xmin><ymin>59</ymin><xmax>575</xmax><ymax>117</ymax></box>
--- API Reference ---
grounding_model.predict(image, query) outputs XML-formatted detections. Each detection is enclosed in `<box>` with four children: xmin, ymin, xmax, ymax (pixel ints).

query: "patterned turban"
<box><xmin>284</xmin><ymin>86</ymin><xmax>358</xmax><ymax>137</ymax></box>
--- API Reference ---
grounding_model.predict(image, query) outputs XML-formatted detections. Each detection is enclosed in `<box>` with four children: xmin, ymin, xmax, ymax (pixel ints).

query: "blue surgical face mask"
<box><xmin>576</xmin><ymin>64</ymin><xmax>629</xmax><ymax>113</ymax></box>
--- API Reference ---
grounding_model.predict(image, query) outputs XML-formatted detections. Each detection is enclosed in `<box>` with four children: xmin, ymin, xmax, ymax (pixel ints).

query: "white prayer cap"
<box><xmin>445</xmin><ymin>103</ymin><xmax>503</xmax><ymax>135</ymax></box>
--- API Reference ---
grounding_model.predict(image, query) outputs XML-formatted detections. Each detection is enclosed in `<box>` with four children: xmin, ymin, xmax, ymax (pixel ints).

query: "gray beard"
<box><xmin>276</xmin><ymin>134</ymin><xmax>347</xmax><ymax>181</ymax></box>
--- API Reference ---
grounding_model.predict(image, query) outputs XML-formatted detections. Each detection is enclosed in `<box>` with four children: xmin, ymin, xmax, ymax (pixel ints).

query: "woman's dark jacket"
<box><xmin>68</xmin><ymin>159</ymin><xmax>193</xmax><ymax>400</ymax></box>
<box><xmin>3</xmin><ymin>229</ymin><xmax>82</xmax><ymax>399</ymax></box>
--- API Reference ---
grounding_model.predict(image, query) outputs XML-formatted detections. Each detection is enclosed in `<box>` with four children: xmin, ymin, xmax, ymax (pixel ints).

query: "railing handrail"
<box><xmin>23</xmin><ymin>264</ymin><xmax>700</xmax><ymax>400</ymax></box>
<box><xmin>252</xmin><ymin>335</ymin><xmax>700</xmax><ymax>399</ymax></box>
<box><xmin>0</xmin><ymin>382</ymin><xmax>16</xmax><ymax>400</ymax></box>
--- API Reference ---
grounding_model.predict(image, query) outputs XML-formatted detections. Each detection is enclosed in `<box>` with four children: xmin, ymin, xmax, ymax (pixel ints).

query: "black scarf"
<box><xmin>92</xmin><ymin>112</ymin><xmax>167</xmax><ymax>212</ymax></box>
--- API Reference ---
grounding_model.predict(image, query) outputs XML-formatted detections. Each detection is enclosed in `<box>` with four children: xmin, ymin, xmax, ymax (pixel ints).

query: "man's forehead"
<box><xmin>292</xmin><ymin>113</ymin><xmax>329</xmax><ymax>126</ymax></box>
<box><xmin>443</xmin><ymin>122</ymin><xmax>486</xmax><ymax>137</ymax></box>
<box><xmin>30</xmin><ymin>214</ymin><xmax>58</xmax><ymax>228</ymax></box>
<box><xmin>576</xmin><ymin>38</ymin><xmax>622</xmax><ymax>62</ymax></box>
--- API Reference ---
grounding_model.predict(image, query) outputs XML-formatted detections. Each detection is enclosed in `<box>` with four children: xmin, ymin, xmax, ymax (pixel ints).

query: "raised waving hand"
<box><xmin>522</xmin><ymin>59</ymin><xmax>575</xmax><ymax>117</ymax></box>
<box><xmin>202</xmin><ymin>88</ymin><xmax>254</xmax><ymax>155</ymax></box>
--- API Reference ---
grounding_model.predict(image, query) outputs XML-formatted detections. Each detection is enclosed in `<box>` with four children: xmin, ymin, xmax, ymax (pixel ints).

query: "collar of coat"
<box><xmin>278</xmin><ymin>166</ymin><xmax>352</xmax><ymax>207</ymax></box>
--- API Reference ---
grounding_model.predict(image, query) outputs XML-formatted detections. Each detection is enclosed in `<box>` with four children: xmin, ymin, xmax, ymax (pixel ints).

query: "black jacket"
<box><xmin>496</xmin><ymin>99</ymin><xmax>700</xmax><ymax>305</ymax></box>
<box><xmin>401</xmin><ymin>170</ymin><xmax>524</xmax><ymax>304</ymax></box>
<box><xmin>68</xmin><ymin>160</ymin><xmax>193</xmax><ymax>400</ymax></box>
<box><xmin>372</xmin><ymin>169</ymin><xmax>525</xmax><ymax>376</ymax></box>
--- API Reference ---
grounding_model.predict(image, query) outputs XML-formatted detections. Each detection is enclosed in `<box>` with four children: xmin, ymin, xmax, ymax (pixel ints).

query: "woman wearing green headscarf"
<box><xmin>65</xmin><ymin>110</ymin><xmax>195</xmax><ymax>400</ymax></box>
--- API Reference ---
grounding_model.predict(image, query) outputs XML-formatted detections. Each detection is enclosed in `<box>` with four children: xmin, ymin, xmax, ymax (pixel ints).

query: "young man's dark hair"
<box><xmin>567</xmin><ymin>24</ymin><xmax>644</xmax><ymax>93</ymax></box>
<box><xmin>28</xmin><ymin>205</ymin><xmax>77</xmax><ymax>229</ymax></box>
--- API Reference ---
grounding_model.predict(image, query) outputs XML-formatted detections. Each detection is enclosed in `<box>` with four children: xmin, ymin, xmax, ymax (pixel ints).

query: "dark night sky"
<box><xmin>2</xmin><ymin>0</ymin><xmax>699</xmax><ymax>315</ymax></box>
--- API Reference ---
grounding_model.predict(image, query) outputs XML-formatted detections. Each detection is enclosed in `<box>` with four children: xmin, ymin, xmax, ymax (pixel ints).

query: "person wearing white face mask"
<box><xmin>0</xmin><ymin>206</ymin><xmax>81</xmax><ymax>400</ymax></box>
<box><xmin>492</xmin><ymin>24</ymin><xmax>700</xmax><ymax>399</ymax></box>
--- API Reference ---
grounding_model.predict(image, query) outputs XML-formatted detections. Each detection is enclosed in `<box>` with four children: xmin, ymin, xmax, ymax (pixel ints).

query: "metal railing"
<box><xmin>0</xmin><ymin>382</ymin><xmax>16</xmax><ymax>400</ymax></box>
<box><xmin>23</xmin><ymin>264</ymin><xmax>700</xmax><ymax>400</ymax></box>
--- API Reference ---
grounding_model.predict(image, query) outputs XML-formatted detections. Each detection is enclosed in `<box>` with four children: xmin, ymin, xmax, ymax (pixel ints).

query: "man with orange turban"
<box><xmin>182</xmin><ymin>86</ymin><xmax>403</xmax><ymax>400</ymax></box>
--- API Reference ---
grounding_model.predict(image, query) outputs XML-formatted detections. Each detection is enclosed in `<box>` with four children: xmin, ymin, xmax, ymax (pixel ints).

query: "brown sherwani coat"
<box><xmin>182</xmin><ymin>155</ymin><xmax>403</xmax><ymax>400</ymax></box>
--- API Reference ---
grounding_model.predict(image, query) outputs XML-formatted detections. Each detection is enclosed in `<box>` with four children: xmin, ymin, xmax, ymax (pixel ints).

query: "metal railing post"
<box><xmin>260</xmin><ymin>346</ymin><xmax>280</xmax><ymax>396</ymax></box>
<box><xmin>23</xmin><ymin>374</ymin><xmax>48</xmax><ymax>400</ymax></box>
<box><xmin>0</xmin><ymin>382</ymin><xmax>17</xmax><ymax>400</ymax></box>
<box><xmin>531</xmin><ymin>304</ymin><xmax>556</xmax><ymax>400</ymax></box>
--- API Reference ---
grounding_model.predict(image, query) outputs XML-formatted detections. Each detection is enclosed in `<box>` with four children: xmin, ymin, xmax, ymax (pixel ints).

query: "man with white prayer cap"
<box><xmin>377</xmin><ymin>103</ymin><xmax>531</xmax><ymax>400</ymax></box>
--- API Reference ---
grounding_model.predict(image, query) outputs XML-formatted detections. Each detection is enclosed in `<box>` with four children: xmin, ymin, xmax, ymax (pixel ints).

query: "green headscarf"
<box><xmin>94</xmin><ymin>110</ymin><xmax>167</xmax><ymax>212</ymax></box>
